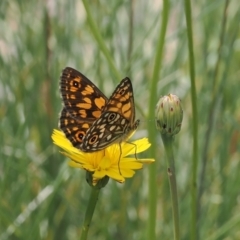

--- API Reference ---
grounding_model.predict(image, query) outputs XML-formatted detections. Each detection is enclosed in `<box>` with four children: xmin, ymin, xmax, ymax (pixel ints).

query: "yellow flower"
<box><xmin>52</xmin><ymin>129</ymin><xmax>155</xmax><ymax>186</ymax></box>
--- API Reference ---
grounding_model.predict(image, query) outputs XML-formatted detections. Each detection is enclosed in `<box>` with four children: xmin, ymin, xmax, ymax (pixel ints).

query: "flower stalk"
<box><xmin>161</xmin><ymin>135</ymin><xmax>180</xmax><ymax>240</ymax></box>
<box><xmin>155</xmin><ymin>94</ymin><xmax>182</xmax><ymax>240</ymax></box>
<box><xmin>80</xmin><ymin>186</ymin><xmax>100</xmax><ymax>240</ymax></box>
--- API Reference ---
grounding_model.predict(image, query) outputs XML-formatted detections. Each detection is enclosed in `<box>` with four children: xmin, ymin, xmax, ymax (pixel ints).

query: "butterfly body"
<box><xmin>59</xmin><ymin>67</ymin><xmax>139</xmax><ymax>152</ymax></box>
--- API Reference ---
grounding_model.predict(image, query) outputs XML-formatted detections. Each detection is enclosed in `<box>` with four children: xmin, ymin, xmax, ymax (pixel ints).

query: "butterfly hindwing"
<box><xmin>59</xmin><ymin>107</ymin><xmax>92</xmax><ymax>146</ymax></box>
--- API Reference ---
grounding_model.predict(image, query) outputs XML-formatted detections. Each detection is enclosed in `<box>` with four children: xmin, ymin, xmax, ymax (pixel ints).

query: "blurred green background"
<box><xmin>1</xmin><ymin>0</ymin><xmax>240</xmax><ymax>239</ymax></box>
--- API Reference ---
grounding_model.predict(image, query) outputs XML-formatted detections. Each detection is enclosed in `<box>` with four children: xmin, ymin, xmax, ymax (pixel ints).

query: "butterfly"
<box><xmin>59</xmin><ymin>67</ymin><xmax>140</xmax><ymax>152</ymax></box>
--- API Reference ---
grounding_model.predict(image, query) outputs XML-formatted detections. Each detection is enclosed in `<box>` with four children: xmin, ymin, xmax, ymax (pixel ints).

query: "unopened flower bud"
<box><xmin>155</xmin><ymin>94</ymin><xmax>183</xmax><ymax>136</ymax></box>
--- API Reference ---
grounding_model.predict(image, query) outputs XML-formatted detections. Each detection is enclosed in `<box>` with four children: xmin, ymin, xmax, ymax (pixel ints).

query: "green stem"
<box><xmin>147</xmin><ymin>1</ymin><xmax>170</xmax><ymax>239</ymax></box>
<box><xmin>198</xmin><ymin>0</ymin><xmax>230</xmax><ymax>223</ymax></box>
<box><xmin>80</xmin><ymin>187</ymin><xmax>100</xmax><ymax>240</ymax></box>
<box><xmin>184</xmin><ymin>0</ymin><xmax>198</xmax><ymax>239</ymax></box>
<box><xmin>161</xmin><ymin>135</ymin><xmax>180</xmax><ymax>240</ymax></box>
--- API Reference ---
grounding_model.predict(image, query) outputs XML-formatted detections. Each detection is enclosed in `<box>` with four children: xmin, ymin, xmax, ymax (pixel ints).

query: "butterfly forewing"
<box><xmin>102</xmin><ymin>78</ymin><xmax>135</xmax><ymax>123</ymax></box>
<box><xmin>59</xmin><ymin>67</ymin><xmax>108</xmax><ymax>147</ymax></box>
<box><xmin>60</xmin><ymin>67</ymin><xmax>108</xmax><ymax>120</ymax></box>
<box><xmin>80</xmin><ymin>78</ymin><xmax>140</xmax><ymax>152</ymax></box>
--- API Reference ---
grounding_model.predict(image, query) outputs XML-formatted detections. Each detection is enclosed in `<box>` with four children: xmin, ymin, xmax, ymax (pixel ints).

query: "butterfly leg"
<box><xmin>117</xmin><ymin>141</ymin><xmax>138</xmax><ymax>176</ymax></box>
<box><xmin>126</xmin><ymin>141</ymin><xmax>138</xmax><ymax>160</ymax></box>
<box><xmin>118</xmin><ymin>143</ymin><xmax>123</xmax><ymax>175</ymax></box>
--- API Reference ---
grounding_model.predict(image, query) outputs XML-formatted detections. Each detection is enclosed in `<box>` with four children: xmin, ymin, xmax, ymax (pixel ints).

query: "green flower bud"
<box><xmin>155</xmin><ymin>94</ymin><xmax>183</xmax><ymax>136</ymax></box>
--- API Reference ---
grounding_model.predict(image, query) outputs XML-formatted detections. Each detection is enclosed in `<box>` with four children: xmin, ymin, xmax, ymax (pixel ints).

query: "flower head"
<box><xmin>52</xmin><ymin>129</ymin><xmax>154</xmax><ymax>186</ymax></box>
<box><xmin>155</xmin><ymin>94</ymin><xmax>183</xmax><ymax>136</ymax></box>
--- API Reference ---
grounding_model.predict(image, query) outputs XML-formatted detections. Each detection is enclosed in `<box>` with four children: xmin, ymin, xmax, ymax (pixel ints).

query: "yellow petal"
<box><xmin>120</xmin><ymin>159</ymin><xmax>143</xmax><ymax>169</ymax></box>
<box><xmin>138</xmin><ymin>158</ymin><xmax>155</xmax><ymax>163</ymax></box>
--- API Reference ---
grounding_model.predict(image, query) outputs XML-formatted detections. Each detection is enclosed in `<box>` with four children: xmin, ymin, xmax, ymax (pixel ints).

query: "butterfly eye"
<box><xmin>89</xmin><ymin>135</ymin><xmax>98</xmax><ymax>144</ymax></box>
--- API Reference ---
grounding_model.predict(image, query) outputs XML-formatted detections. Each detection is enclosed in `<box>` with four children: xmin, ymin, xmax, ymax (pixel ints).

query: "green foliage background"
<box><xmin>1</xmin><ymin>0</ymin><xmax>240</xmax><ymax>239</ymax></box>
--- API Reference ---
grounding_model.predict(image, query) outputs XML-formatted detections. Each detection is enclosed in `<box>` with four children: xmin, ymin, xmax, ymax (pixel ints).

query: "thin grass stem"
<box><xmin>147</xmin><ymin>1</ymin><xmax>170</xmax><ymax>239</ymax></box>
<box><xmin>82</xmin><ymin>0</ymin><xmax>121</xmax><ymax>81</ymax></box>
<box><xmin>184</xmin><ymin>0</ymin><xmax>198</xmax><ymax>239</ymax></box>
<box><xmin>198</xmin><ymin>0</ymin><xmax>230</xmax><ymax>221</ymax></box>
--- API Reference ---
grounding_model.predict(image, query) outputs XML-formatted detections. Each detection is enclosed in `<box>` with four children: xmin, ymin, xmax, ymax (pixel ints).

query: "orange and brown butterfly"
<box><xmin>59</xmin><ymin>67</ymin><xmax>139</xmax><ymax>152</ymax></box>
